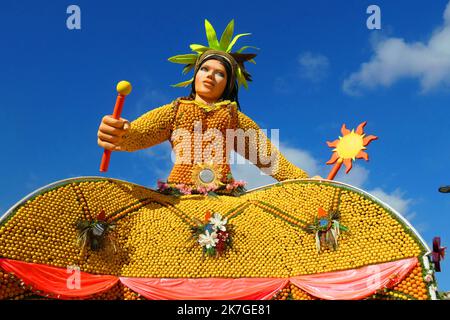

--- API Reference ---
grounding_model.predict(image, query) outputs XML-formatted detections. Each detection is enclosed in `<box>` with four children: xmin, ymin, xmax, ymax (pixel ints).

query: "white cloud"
<box><xmin>343</xmin><ymin>1</ymin><xmax>450</xmax><ymax>95</ymax></box>
<box><xmin>335</xmin><ymin>166</ymin><xmax>370</xmax><ymax>188</ymax></box>
<box><xmin>298</xmin><ymin>52</ymin><xmax>330</xmax><ymax>82</ymax></box>
<box><xmin>281</xmin><ymin>144</ymin><xmax>324</xmax><ymax>177</ymax></box>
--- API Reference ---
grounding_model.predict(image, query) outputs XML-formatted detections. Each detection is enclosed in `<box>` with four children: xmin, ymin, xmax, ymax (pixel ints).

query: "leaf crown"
<box><xmin>168</xmin><ymin>19</ymin><xmax>258</xmax><ymax>89</ymax></box>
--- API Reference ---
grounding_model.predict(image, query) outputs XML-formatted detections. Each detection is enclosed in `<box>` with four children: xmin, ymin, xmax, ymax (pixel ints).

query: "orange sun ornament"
<box><xmin>326</xmin><ymin>121</ymin><xmax>378</xmax><ymax>180</ymax></box>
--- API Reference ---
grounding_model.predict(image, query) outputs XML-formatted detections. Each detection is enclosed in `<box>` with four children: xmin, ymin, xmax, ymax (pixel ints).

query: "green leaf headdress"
<box><xmin>168</xmin><ymin>19</ymin><xmax>258</xmax><ymax>89</ymax></box>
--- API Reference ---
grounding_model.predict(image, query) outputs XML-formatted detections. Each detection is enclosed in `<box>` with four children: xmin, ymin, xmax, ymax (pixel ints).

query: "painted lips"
<box><xmin>203</xmin><ymin>80</ymin><xmax>215</xmax><ymax>86</ymax></box>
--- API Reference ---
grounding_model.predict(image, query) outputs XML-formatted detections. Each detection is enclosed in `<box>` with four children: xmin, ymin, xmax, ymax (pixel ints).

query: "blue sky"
<box><xmin>1</xmin><ymin>0</ymin><xmax>450</xmax><ymax>291</ymax></box>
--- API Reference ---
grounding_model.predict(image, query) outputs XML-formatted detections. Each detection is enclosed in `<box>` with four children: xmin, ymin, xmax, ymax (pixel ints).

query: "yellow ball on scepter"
<box><xmin>116</xmin><ymin>80</ymin><xmax>132</xmax><ymax>96</ymax></box>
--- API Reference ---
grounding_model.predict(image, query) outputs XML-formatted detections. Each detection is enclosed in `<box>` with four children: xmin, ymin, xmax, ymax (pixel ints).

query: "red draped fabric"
<box><xmin>119</xmin><ymin>277</ymin><xmax>289</xmax><ymax>300</ymax></box>
<box><xmin>0</xmin><ymin>257</ymin><xmax>418</xmax><ymax>300</ymax></box>
<box><xmin>290</xmin><ymin>257</ymin><xmax>418</xmax><ymax>300</ymax></box>
<box><xmin>0</xmin><ymin>258</ymin><xmax>119</xmax><ymax>299</ymax></box>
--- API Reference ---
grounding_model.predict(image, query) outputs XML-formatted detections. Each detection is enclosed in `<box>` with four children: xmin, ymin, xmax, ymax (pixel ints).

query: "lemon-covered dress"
<box><xmin>118</xmin><ymin>98</ymin><xmax>308</xmax><ymax>185</ymax></box>
<box><xmin>0</xmin><ymin>98</ymin><xmax>437</xmax><ymax>300</ymax></box>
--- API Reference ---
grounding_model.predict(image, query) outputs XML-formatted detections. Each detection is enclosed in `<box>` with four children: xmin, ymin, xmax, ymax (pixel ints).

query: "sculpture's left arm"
<box><xmin>233</xmin><ymin>111</ymin><xmax>309</xmax><ymax>181</ymax></box>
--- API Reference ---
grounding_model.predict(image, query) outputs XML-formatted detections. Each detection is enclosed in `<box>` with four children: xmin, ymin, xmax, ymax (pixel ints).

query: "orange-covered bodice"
<box><xmin>167</xmin><ymin>99</ymin><xmax>238</xmax><ymax>185</ymax></box>
<box><xmin>119</xmin><ymin>98</ymin><xmax>309</xmax><ymax>187</ymax></box>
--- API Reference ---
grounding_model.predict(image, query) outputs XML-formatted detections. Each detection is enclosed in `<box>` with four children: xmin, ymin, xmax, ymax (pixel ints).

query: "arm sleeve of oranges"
<box><xmin>234</xmin><ymin>111</ymin><xmax>309</xmax><ymax>180</ymax></box>
<box><xmin>118</xmin><ymin>103</ymin><xmax>177</xmax><ymax>152</ymax></box>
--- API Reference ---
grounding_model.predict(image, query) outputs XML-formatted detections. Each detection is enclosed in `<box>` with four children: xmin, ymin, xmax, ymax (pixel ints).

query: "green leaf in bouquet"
<box><xmin>207</xmin><ymin>191</ymin><xmax>219</xmax><ymax>198</ymax></box>
<box><xmin>219</xmin><ymin>19</ymin><xmax>234</xmax><ymax>51</ymax></box>
<box><xmin>227</xmin><ymin>33</ymin><xmax>251</xmax><ymax>52</ymax></box>
<box><xmin>190</xmin><ymin>44</ymin><xmax>210</xmax><ymax>53</ymax></box>
<box><xmin>167</xmin><ymin>54</ymin><xmax>198</xmax><ymax>64</ymax></box>
<box><xmin>171</xmin><ymin>77</ymin><xmax>194</xmax><ymax>88</ymax></box>
<box><xmin>205</xmin><ymin>19</ymin><xmax>220</xmax><ymax>49</ymax></box>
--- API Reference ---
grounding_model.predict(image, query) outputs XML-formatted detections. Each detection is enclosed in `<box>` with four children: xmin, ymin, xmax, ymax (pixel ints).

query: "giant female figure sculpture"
<box><xmin>0</xmin><ymin>20</ymin><xmax>437</xmax><ymax>300</ymax></box>
<box><xmin>97</xmin><ymin>43</ymin><xmax>309</xmax><ymax>192</ymax></box>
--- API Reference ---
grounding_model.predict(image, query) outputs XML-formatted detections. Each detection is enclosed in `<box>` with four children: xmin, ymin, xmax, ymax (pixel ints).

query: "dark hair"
<box><xmin>189</xmin><ymin>55</ymin><xmax>241</xmax><ymax>110</ymax></box>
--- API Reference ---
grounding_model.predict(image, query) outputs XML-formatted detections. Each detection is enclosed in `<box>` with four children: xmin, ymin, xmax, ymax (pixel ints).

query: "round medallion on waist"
<box><xmin>192</xmin><ymin>162</ymin><xmax>224</xmax><ymax>190</ymax></box>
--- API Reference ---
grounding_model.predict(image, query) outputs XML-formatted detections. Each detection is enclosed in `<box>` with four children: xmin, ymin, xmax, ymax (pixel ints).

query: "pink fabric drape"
<box><xmin>0</xmin><ymin>258</ymin><xmax>119</xmax><ymax>299</ymax></box>
<box><xmin>0</xmin><ymin>257</ymin><xmax>418</xmax><ymax>300</ymax></box>
<box><xmin>119</xmin><ymin>277</ymin><xmax>289</xmax><ymax>300</ymax></box>
<box><xmin>290</xmin><ymin>257</ymin><xmax>418</xmax><ymax>300</ymax></box>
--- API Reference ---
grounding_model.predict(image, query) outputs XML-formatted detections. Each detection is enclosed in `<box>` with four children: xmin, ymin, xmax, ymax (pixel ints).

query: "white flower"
<box><xmin>424</xmin><ymin>274</ymin><xmax>433</xmax><ymax>283</ymax></box>
<box><xmin>209</xmin><ymin>213</ymin><xmax>228</xmax><ymax>232</ymax></box>
<box><xmin>198</xmin><ymin>230</ymin><xmax>219</xmax><ymax>249</ymax></box>
<box><xmin>429</xmin><ymin>284</ymin><xmax>438</xmax><ymax>292</ymax></box>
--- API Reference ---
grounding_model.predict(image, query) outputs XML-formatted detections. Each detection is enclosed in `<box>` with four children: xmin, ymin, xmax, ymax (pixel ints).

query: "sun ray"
<box><xmin>356</xmin><ymin>121</ymin><xmax>367</xmax><ymax>135</ymax></box>
<box><xmin>327</xmin><ymin>139</ymin><xmax>339</xmax><ymax>148</ymax></box>
<box><xmin>326</xmin><ymin>152</ymin><xmax>340</xmax><ymax>165</ymax></box>
<box><xmin>341</xmin><ymin>124</ymin><xmax>350</xmax><ymax>136</ymax></box>
<box><xmin>363</xmin><ymin>135</ymin><xmax>378</xmax><ymax>146</ymax></box>
<box><xmin>343</xmin><ymin>158</ymin><xmax>353</xmax><ymax>173</ymax></box>
<box><xmin>356</xmin><ymin>150</ymin><xmax>369</xmax><ymax>161</ymax></box>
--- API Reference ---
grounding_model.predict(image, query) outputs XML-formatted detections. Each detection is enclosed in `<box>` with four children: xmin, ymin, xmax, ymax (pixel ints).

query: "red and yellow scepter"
<box><xmin>99</xmin><ymin>81</ymin><xmax>132</xmax><ymax>172</ymax></box>
<box><xmin>326</xmin><ymin>121</ymin><xmax>378</xmax><ymax>180</ymax></box>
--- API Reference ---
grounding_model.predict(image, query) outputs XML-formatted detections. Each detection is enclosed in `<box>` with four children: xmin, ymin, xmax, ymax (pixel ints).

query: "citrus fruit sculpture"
<box><xmin>0</xmin><ymin>120</ymin><xmax>441</xmax><ymax>300</ymax></box>
<box><xmin>0</xmin><ymin>19</ymin><xmax>443</xmax><ymax>299</ymax></box>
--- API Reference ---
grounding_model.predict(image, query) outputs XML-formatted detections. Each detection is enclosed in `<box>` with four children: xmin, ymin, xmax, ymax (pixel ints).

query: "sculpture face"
<box><xmin>194</xmin><ymin>59</ymin><xmax>228</xmax><ymax>103</ymax></box>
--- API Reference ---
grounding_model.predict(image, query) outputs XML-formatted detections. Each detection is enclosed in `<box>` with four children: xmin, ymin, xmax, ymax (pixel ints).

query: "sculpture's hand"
<box><xmin>97</xmin><ymin>115</ymin><xmax>130</xmax><ymax>151</ymax></box>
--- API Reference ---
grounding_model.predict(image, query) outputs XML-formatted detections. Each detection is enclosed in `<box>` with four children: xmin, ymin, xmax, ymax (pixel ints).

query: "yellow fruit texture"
<box><xmin>0</xmin><ymin>271</ymin><xmax>31</xmax><ymax>300</ymax></box>
<box><xmin>366</xmin><ymin>261</ymin><xmax>431</xmax><ymax>300</ymax></box>
<box><xmin>271</xmin><ymin>261</ymin><xmax>432</xmax><ymax>301</ymax></box>
<box><xmin>117</xmin><ymin>99</ymin><xmax>308</xmax><ymax>186</ymax></box>
<box><xmin>0</xmin><ymin>270</ymin><xmax>144</xmax><ymax>300</ymax></box>
<box><xmin>272</xmin><ymin>284</ymin><xmax>317</xmax><ymax>300</ymax></box>
<box><xmin>0</xmin><ymin>178</ymin><xmax>430</xmax><ymax>299</ymax></box>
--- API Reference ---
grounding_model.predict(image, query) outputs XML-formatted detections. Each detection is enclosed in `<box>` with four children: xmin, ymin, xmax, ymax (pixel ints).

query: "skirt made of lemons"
<box><xmin>0</xmin><ymin>177</ymin><xmax>434</xmax><ymax>300</ymax></box>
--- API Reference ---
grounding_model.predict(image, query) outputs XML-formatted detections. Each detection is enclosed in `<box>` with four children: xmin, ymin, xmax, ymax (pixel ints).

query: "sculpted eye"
<box><xmin>217</xmin><ymin>72</ymin><xmax>225</xmax><ymax>78</ymax></box>
<box><xmin>200</xmin><ymin>66</ymin><xmax>208</xmax><ymax>72</ymax></box>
